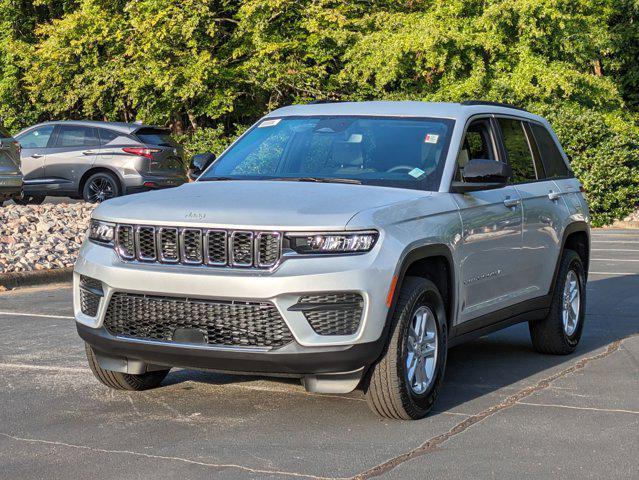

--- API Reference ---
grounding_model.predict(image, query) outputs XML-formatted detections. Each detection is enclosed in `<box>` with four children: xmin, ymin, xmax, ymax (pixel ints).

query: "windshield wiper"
<box><xmin>271</xmin><ymin>177</ymin><xmax>362</xmax><ymax>185</ymax></box>
<box><xmin>198</xmin><ymin>176</ymin><xmax>234</xmax><ymax>181</ymax></box>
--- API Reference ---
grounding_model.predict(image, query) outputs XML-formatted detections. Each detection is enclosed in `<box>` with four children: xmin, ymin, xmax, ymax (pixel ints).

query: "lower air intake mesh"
<box><xmin>103</xmin><ymin>293</ymin><xmax>294</xmax><ymax>349</ymax></box>
<box><xmin>298</xmin><ymin>292</ymin><xmax>363</xmax><ymax>336</ymax></box>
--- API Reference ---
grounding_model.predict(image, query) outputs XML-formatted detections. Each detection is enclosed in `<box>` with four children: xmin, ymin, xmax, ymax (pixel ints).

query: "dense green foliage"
<box><xmin>0</xmin><ymin>0</ymin><xmax>638</xmax><ymax>225</ymax></box>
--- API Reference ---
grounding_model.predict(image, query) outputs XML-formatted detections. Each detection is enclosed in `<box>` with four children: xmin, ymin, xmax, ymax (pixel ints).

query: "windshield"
<box><xmin>199</xmin><ymin>116</ymin><xmax>455</xmax><ymax>190</ymax></box>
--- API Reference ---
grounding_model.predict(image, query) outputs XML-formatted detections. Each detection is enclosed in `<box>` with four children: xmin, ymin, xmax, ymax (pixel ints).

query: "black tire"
<box><xmin>82</xmin><ymin>171</ymin><xmax>121</xmax><ymax>203</ymax></box>
<box><xmin>85</xmin><ymin>343</ymin><xmax>170</xmax><ymax>391</ymax></box>
<box><xmin>529</xmin><ymin>249</ymin><xmax>586</xmax><ymax>355</ymax></box>
<box><xmin>365</xmin><ymin>277</ymin><xmax>448</xmax><ymax>420</ymax></box>
<box><xmin>13</xmin><ymin>193</ymin><xmax>46</xmax><ymax>205</ymax></box>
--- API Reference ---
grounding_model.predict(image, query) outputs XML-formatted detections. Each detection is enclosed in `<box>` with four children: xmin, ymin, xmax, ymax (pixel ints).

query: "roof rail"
<box><xmin>461</xmin><ymin>100</ymin><xmax>529</xmax><ymax>112</ymax></box>
<box><xmin>307</xmin><ymin>99</ymin><xmax>343</xmax><ymax>105</ymax></box>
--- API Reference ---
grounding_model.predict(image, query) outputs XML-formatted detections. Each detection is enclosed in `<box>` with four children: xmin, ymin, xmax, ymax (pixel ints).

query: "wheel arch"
<box><xmin>78</xmin><ymin>167</ymin><xmax>123</xmax><ymax>196</ymax></box>
<box><xmin>388</xmin><ymin>244</ymin><xmax>456</xmax><ymax>331</ymax></box>
<box><xmin>550</xmin><ymin>221</ymin><xmax>590</xmax><ymax>295</ymax></box>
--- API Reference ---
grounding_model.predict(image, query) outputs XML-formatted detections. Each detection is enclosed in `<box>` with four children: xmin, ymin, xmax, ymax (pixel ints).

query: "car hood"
<box><xmin>93</xmin><ymin>180</ymin><xmax>428</xmax><ymax>230</ymax></box>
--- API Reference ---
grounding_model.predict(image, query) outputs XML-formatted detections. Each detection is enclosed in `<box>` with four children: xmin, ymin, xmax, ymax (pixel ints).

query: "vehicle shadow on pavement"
<box><xmin>158</xmin><ymin>274</ymin><xmax>639</xmax><ymax>415</ymax></box>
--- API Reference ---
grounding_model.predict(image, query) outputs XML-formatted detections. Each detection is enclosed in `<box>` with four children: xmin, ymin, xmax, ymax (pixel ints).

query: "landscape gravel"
<box><xmin>0</xmin><ymin>202</ymin><xmax>95</xmax><ymax>273</ymax></box>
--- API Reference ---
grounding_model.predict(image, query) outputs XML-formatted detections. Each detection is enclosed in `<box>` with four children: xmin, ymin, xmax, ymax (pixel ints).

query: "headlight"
<box><xmin>88</xmin><ymin>219</ymin><xmax>115</xmax><ymax>246</ymax></box>
<box><xmin>286</xmin><ymin>231</ymin><xmax>378</xmax><ymax>254</ymax></box>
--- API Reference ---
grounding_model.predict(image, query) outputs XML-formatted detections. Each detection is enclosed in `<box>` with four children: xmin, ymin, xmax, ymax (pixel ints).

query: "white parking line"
<box><xmin>591</xmin><ymin>240</ymin><xmax>639</xmax><ymax>244</ymax></box>
<box><xmin>0</xmin><ymin>363</ymin><xmax>89</xmax><ymax>373</ymax></box>
<box><xmin>592</xmin><ymin>248</ymin><xmax>639</xmax><ymax>252</ymax></box>
<box><xmin>589</xmin><ymin>272</ymin><xmax>638</xmax><ymax>276</ymax></box>
<box><xmin>517</xmin><ymin>401</ymin><xmax>639</xmax><ymax>415</ymax></box>
<box><xmin>591</xmin><ymin>258</ymin><xmax>639</xmax><ymax>262</ymax></box>
<box><xmin>0</xmin><ymin>311</ymin><xmax>74</xmax><ymax>320</ymax></box>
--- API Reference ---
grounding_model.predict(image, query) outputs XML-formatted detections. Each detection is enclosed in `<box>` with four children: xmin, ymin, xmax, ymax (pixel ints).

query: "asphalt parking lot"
<box><xmin>0</xmin><ymin>229</ymin><xmax>637</xmax><ymax>479</ymax></box>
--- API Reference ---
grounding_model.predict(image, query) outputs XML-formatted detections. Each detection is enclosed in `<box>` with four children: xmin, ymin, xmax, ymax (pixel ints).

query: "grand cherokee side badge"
<box><xmin>464</xmin><ymin>269</ymin><xmax>502</xmax><ymax>285</ymax></box>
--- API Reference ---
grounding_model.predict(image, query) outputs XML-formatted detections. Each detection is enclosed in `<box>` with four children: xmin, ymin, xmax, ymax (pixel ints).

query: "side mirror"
<box><xmin>451</xmin><ymin>159</ymin><xmax>511</xmax><ymax>193</ymax></box>
<box><xmin>188</xmin><ymin>152</ymin><xmax>216</xmax><ymax>181</ymax></box>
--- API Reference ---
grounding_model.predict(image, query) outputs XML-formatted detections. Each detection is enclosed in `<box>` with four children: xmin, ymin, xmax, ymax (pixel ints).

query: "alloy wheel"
<box><xmin>562</xmin><ymin>269</ymin><xmax>581</xmax><ymax>336</ymax></box>
<box><xmin>405</xmin><ymin>305</ymin><xmax>438</xmax><ymax>395</ymax></box>
<box><xmin>87</xmin><ymin>177</ymin><xmax>116</xmax><ymax>203</ymax></box>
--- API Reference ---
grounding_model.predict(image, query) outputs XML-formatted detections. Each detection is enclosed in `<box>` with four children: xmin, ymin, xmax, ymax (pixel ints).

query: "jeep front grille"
<box><xmin>103</xmin><ymin>293</ymin><xmax>293</xmax><ymax>349</ymax></box>
<box><xmin>115</xmin><ymin>224</ymin><xmax>282</xmax><ymax>269</ymax></box>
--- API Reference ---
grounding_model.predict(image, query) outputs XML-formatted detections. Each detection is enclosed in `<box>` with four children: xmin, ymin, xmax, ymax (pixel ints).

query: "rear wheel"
<box><xmin>365</xmin><ymin>277</ymin><xmax>448</xmax><ymax>419</ymax></box>
<box><xmin>82</xmin><ymin>172</ymin><xmax>121</xmax><ymax>203</ymax></box>
<box><xmin>85</xmin><ymin>343</ymin><xmax>170</xmax><ymax>391</ymax></box>
<box><xmin>13</xmin><ymin>193</ymin><xmax>46</xmax><ymax>205</ymax></box>
<box><xmin>529</xmin><ymin>249</ymin><xmax>586</xmax><ymax>354</ymax></box>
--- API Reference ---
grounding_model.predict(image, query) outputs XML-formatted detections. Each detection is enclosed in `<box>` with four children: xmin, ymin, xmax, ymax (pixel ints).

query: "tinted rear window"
<box><xmin>135</xmin><ymin>128</ymin><xmax>177</xmax><ymax>146</ymax></box>
<box><xmin>530</xmin><ymin>124</ymin><xmax>570</xmax><ymax>178</ymax></box>
<box><xmin>55</xmin><ymin>125</ymin><xmax>100</xmax><ymax>148</ymax></box>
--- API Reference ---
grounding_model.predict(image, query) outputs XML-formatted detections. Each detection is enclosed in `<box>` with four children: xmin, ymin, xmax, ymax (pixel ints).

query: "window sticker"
<box><xmin>408</xmin><ymin>167</ymin><xmax>426</xmax><ymax>179</ymax></box>
<box><xmin>424</xmin><ymin>133</ymin><xmax>439</xmax><ymax>144</ymax></box>
<box><xmin>347</xmin><ymin>133</ymin><xmax>363</xmax><ymax>143</ymax></box>
<box><xmin>258</xmin><ymin>118</ymin><xmax>282</xmax><ymax>128</ymax></box>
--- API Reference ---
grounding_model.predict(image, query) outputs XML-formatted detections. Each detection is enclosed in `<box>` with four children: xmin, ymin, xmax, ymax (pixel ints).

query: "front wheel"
<box><xmin>85</xmin><ymin>344</ymin><xmax>170</xmax><ymax>391</ymax></box>
<box><xmin>365</xmin><ymin>277</ymin><xmax>448</xmax><ymax>420</ymax></box>
<box><xmin>529</xmin><ymin>249</ymin><xmax>586</xmax><ymax>354</ymax></box>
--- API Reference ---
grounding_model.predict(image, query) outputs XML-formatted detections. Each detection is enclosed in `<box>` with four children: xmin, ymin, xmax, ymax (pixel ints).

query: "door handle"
<box><xmin>31</xmin><ymin>153</ymin><xmax>43</xmax><ymax>159</ymax></box>
<box><xmin>548</xmin><ymin>191</ymin><xmax>561</xmax><ymax>201</ymax></box>
<box><xmin>82</xmin><ymin>150</ymin><xmax>96</xmax><ymax>155</ymax></box>
<box><xmin>503</xmin><ymin>197</ymin><xmax>521</xmax><ymax>208</ymax></box>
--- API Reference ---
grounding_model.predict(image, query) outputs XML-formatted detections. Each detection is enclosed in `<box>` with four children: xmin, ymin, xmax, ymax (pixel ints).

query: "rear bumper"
<box><xmin>78</xmin><ymin>323</ymin><xmax>383</xmax><ymax>376</ymax></box>
<box><xmin>122</xmin><ymin>172</ymin><xmax>186</xmax><ymax>194</ymax></box>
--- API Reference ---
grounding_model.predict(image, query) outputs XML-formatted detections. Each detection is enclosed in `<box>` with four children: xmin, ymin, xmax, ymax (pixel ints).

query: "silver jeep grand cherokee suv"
<box><xmin>14</xmin><ymin>120</ymin><xmax>186</xmax><ymax>204</ymax></box>
<box><xmin>74</xmin><ymin>101</ymin><xmax>589</xmax><ymax>419</ymax></box>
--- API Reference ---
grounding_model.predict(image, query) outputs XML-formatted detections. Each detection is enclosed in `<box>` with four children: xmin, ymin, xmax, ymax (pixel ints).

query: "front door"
<box><xmin>451</xmin><ymin>117</ymin><xmax>524</xmax><ymax>325</ymax></box>
<box><xmin>15</xmin><ymin>125</ymin><xmax>56</xmax><ymax>186</ymax></box>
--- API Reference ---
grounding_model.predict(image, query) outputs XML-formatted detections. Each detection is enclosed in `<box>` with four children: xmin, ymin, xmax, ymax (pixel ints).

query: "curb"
<box><xmin>0</xmin><ymin>267</ymin><xmax>73</xmax><ymax>290</ymax></box>
<box><xmin>608</xmin><ymin>221</ymin><xmax>639</xmax><ymax>229</ymax></box>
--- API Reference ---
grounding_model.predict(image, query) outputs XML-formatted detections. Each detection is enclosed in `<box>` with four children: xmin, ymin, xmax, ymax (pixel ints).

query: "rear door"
<box><xmin>133</xmin><ymin>127</ymin><xmax>184</xmax><ymax>176</ymax></box>
<box><xmin>15</xmin><ymin>125</ymin><xmax>55</xmax><ymax>182</ymax></box>
<box><xmin>529</xmin><ymin>122</ymin><xmax>587</xmax><ymax>220</ymax></box>
<box><xmin>496</xmin><ymin>117</ymin><xmax>567</xmax><ymax>299</ymax></box>
<box><xmin>44</xmin><ymin>125</ymin><xmax>100</xmax><ymax>192</ymax></box>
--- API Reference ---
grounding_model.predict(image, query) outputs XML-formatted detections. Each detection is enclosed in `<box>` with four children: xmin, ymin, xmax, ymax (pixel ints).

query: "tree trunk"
<box><xmin>593</xmin><ymin>59</ymin><xmax>603</xmax><ymax>77</ymax></box>
<box><xmin>187</xmin><ymin>112</ymin><xmax>199</xmax><ymax>131</ymax></box>
<box><xmin>172</xmin><ymin>114</ymin><xmax>185</xmax><ymax>135</ymax></box>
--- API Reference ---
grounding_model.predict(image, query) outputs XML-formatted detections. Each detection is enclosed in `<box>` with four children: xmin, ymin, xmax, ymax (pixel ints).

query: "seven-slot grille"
<box><xmin>115</xmin><ymin>225</ymin><xmax>281</xmax><ymax>269</ymax></box>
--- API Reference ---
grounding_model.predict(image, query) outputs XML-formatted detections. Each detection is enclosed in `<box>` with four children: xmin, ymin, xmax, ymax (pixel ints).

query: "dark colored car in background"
<box><xmin>0</xmin><ymin>123</ymin><xmax>23</xmax><ymax>205</ymax></box>
<box><xmin>14</xmin><ymin>121</ymin><xmax>187</xmax><ymax>204</ymax></box>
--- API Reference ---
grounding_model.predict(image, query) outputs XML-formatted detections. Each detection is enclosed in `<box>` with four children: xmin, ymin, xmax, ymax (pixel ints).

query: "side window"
<box><xmin>498</xmin><ymin>118</ymin><xmax>537</xmax><ymax>183</ymax></box>
<box><xmin>456</xmin><ymin>119</ymin><xmax>496</xmax><ymax>181</ymax></box>
<box><xmin>16</xmin><ymin>125</ymin><xmax>55</xmax><ymax>148</ymax></box>
<box><xmin>530</xmin><ymin>124</ymin><xmax>570</xmax><ymax>178</ymax></box>
<box><xmin>98</xmin><ymin>129</ymin><xmax>120</xmax><ymax>145</ymax></box>
<box><xmin>55</xmin><ymin>126</ymin><xmax>100</xmax><ymax>148</ymax></box>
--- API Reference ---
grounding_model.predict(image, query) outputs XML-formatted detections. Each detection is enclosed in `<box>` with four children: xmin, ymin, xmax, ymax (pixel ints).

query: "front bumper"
<box><xmin>74</xmin><ymin>238</ymin><xmax>397</xmax><ymax>375</ymax></box>
<box><xmin>78</xmin><ymin>323</ymin><xmax>381</xmax><ymax>375</ymax></box>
